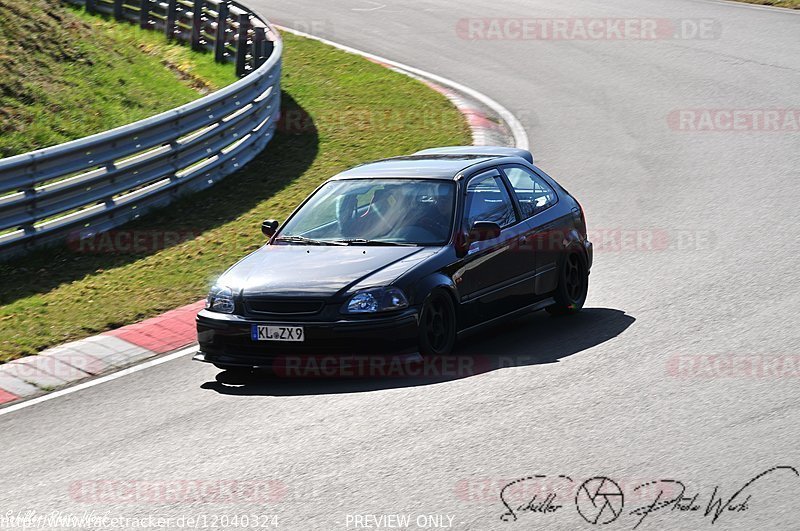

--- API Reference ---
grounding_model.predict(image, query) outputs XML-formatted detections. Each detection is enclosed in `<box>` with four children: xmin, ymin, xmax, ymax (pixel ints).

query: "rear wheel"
<box><xmin>418</xmin><ymin>291</ymin><xmax>457</xmax><ymax>356</ymax></box>
<box><xmin>546</xmin><ymin>251</ymin><xmax>588</xmax><ymax>316</ymax></box>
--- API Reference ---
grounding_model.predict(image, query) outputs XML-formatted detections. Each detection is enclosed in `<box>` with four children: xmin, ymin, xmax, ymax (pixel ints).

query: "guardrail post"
<box><xmin>234</xmin><ymin>14</ymin><xmax>250</xmax><ymax>77</ymax></box>
<box><xmin>0</xmin><ymin>0</ymin><xmax>282</xmax><ymax>261</ymax></box>
<box><xmin>113</xmin><ymin>0</ymin><xmax>124</xmax><ymax>20</ymax></box>
<box><xmin>253</xmin><ymin>26</ymin><xmax>272</xmax><ymax>68</ymax></box>
<box><xmin>139</xmin><ymin>0</ymin><xmax>150</xmax><ymax>28</ymax></box>
<box><xmin>191</xmin><ymin>1</ymin><xmax>204</xmax><ymax>51</ymax></box>
<box><xmin>21</xmin><ymin>185</ymin><xmax>36</xmax><ymax>239</ymax></box>
<box><xmin>214</xmin><ymin>1</ymin><xmax>230</xmax><ymax>63</ymax></box>
<box><xmin>165</xmin><ymin>0</ymin><xmax>178</xmax><ymax>40</ymax></box>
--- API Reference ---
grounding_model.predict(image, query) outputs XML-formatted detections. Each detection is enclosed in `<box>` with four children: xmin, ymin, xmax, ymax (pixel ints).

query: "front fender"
<box><xmin>410</xmin><ymin>273</ymin><xmax>459</xmax><ymax>308</ymax></box>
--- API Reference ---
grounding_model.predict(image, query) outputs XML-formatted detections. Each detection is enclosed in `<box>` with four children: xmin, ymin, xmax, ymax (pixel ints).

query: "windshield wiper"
<box><xmin>333</xmin><ymin>239</ymin><xmax>417</xmax><ymax>247</ymax></box>
<box><xmin>274</xmin><ymin>236</ymin><xmax>346</xmax><ymax>246</ymax></box>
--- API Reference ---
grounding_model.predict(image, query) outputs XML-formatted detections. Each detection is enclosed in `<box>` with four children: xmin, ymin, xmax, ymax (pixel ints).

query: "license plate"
<box><xmin>251</xmin><ymin>325</ymin><xmax>305</xmax><ymax>342</ymax></box>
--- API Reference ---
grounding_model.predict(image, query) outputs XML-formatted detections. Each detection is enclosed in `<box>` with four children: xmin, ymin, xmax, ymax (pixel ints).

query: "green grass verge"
<box><xmin>733</xmin><ymin>0</ymin><xmax>799</xmax><ymax>7</ymax></box>
<box><xmin>0</xmin><ymin>0</ymin><xmax>235</xmax><ymax>158</ymax></box>
<box><xmin>0</xmin><ymin>31</ymin><xmax>472</xmax><ymax>362</ymax></box>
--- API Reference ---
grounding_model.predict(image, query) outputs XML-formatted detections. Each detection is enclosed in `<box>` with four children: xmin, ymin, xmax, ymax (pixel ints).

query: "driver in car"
<box><xmin>409</xmin><ymin>183</ymin><xmax>454</xmax><ymax>243</ymax></box>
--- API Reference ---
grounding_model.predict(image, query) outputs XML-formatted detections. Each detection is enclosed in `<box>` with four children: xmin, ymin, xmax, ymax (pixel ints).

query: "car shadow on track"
<box><xmin>199</xmin><ymin>307</ymin><xmax>635</xmax><ymax>396</ymax></box>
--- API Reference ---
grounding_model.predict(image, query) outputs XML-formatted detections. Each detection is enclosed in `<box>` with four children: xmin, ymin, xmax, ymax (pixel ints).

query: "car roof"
<box><xmin>330</xmin><ymin>146</ymin><xmax>535</xmax><ymax>181</ymax></box>
<box><xmin>414</xmin><ymin>146</ymin><xmax>534</xmax><ymax>164</ymax></box>
<box><xmin>331</xmin><ymin>155</ymin><xmax>496</xmax><ymax>180</ymax></box>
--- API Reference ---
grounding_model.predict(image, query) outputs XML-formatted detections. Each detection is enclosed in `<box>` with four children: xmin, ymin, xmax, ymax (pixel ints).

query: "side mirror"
<box><xmin>261</xmin><ymin>219</ymin><xmax>279</xmax><ymax>238</ymax></box>
<box><xmin>469</xmin><ymin>221</ymin><xmax>501</xmax><ymax>242</ymax></box>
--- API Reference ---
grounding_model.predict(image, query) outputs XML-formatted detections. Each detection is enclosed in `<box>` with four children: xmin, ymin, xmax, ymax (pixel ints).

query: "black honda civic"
<box><xmin>194</xmin><ymin>146</ymin><xmax>592</xmax><ymax>371</ymax></box>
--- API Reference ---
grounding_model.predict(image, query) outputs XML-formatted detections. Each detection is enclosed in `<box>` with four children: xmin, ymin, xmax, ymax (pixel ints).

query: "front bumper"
<box><xmin>195</xmin><ymin>308</ymin><xmax>420</xmax><ymax>368</ymax></box>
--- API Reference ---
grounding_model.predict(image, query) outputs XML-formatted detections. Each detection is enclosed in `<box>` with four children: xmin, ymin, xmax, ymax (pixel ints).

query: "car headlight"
<box><xmin>343</xmin><ymin>287</ymin><xmax>409</xmax><ymax>314</ymax></box>
<box><xmin>205</xmin><ymin>285</ymin><xmax>236</xmax><ymax>314</ymax></box>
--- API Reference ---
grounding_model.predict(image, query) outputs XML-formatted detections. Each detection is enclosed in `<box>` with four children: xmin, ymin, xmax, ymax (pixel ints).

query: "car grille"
<box><xmin>244</xmin><ymin>298</ymin><xmax>325</xmax><ymax>316</ymax></box>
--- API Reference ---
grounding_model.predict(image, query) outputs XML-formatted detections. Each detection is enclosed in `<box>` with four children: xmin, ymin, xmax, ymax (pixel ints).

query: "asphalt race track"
<box><xmin>1</xmin><ymin>1</ymin><xmax>799</xmax><ymax>529</ymax></box>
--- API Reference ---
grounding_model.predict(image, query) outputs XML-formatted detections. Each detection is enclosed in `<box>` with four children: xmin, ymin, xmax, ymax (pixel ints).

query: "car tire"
<box><xmin>418</xmin><ymin>290</ymin><xmax>457</xmax><ymax>357</ymax></box>
<box><xmin>214</xmin><ymin>365</ymin><xmax>260</xmax><ymax>385</ymax></box>
<box><xmin>213</xmin><ymin>364</ymin><xmax>254</xmax><ymax>374</ymax></box>
<box><xmin>546</xmin><ymin>251</ymin><xmax>588</xmax><ymax>316</ymax></box>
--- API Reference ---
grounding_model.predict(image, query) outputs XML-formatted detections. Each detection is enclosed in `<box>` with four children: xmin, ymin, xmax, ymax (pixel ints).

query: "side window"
<box><xmin>464</xmin><ymin>173</ymin><xmax>517</xmax><ymax>229</ymax></box>
<box><xmin>503</xmin><ymin>166</ymin><xmax>557</xmax><ymax>218</ymax></box>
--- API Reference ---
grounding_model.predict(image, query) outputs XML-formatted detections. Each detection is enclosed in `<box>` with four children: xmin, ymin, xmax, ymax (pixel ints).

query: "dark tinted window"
<box><xmin>279</xmin><ymin>179</ymin><xmax>455</xmax><ymax>245</ymax></box>
<box><xmin>464</xmin><ymin>173</ymin><xmax>517</xmax><ymax>228</ymax></box>
<box><xmin>503</xmin><ymin>166</ymin><xmax>557</xmax><ymax>218</ymax></box>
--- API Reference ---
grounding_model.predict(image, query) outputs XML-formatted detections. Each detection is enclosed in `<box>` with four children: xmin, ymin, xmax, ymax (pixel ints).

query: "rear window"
<box><xmin>464</xmin><ymin>173</ymin><xmax>517</xmax><ymax>228</ymax></box>
<box><xmin>502</xmin><ymin>166</ymin><xmax>557</xmax><ymax>218</ymax></box>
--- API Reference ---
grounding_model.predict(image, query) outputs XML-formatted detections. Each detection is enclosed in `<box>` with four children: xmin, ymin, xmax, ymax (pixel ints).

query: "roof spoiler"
<box><xmin>413</xmin><ymin>146</ymin><xmax>534</xmax><ymax>164</ymax></box>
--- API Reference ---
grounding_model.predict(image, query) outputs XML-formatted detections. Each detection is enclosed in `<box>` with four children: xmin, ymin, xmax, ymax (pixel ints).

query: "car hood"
<box><xmin>218</xmin><ymin>244</ymin><xmax>428</xmax><ymax>298</ymax></box>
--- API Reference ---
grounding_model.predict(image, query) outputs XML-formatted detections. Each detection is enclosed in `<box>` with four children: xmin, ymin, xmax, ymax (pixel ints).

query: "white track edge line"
<box><xmin>275</xmin><ymin>25</ymin><xmax>530</xmax><ymax>151</ymax></box>
<box><xmin>1</xmin><ymin>30</ymin><xmax>532</xmax><ymax>417</ymax></box>
<box><xmin>0</xmin><ymin>345</ymin><xmax>197</xmax><ymax>416</ymax></box>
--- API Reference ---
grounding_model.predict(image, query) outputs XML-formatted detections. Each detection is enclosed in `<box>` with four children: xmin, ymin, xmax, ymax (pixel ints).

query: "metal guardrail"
<box><xmin>0</xmin><ymin>0</ymin><xmax>282</xmax><ymax>260</ymax></box>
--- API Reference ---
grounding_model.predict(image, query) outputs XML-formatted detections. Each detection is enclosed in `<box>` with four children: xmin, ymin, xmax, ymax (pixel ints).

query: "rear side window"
<box><xmin>502</xmin><ymin>166</ymin><xmax>557</xmax><ymax>218</ymax></box>
<box><xmin>464</xmin><ymin>173</ymin><xmax>517</xmax><ymax>228</ymax></box>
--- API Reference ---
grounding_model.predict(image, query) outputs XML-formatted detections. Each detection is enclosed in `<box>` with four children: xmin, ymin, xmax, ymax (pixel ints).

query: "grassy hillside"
<box><xmin>0</xmin><ymin>0</ymin><xmax>235</xmax><ymax>158</ymax></box>
<box><xmin>0</xmin><ymin>31</ymin><xmax>471</xmax><ymax>361</ymax></box>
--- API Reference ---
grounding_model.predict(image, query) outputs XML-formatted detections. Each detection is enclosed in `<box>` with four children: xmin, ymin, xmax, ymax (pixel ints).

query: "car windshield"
<box><xmin>277</xmin><ymin>179</ymin><xmax>456</xmax><ymax>246</ymax></box>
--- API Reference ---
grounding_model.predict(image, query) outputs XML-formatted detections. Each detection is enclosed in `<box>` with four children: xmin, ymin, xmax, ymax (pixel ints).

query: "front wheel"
<box><xmin>213</xmin><ymin>364</ymin><xmax>256</xmax><ymax>376</ymax></box>
<box><xmin>418</xmin><ymin>291</ymin><xmax>457</xmax><ymax>356</ymax></box>
<box><xmin>546</xmin><ymin>251</ymin><xmax>588</xmax><ymax>316</ymax></box>
<box><xmin>214</xmin><ymin>365</ymin><xmax>260</xmax><ymax>384</ymax></box>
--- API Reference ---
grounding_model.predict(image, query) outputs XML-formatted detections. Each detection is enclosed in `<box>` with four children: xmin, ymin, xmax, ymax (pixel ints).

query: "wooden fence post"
<box><xmin>165</xmin><ymin>0</ymin><xmax>178</xmax><ymax>40</ymax></box>
<box><xmin>139</xmin><ymin>0</ymin><xmax>150</xmax><ymax>29</ymax></box>
<box><xmin>191</xmin><ymin>1</ymin><xmax>204</xmax><ymax>51</ymax></box>
<box><xmin>214</xmin><ymin>2</ymin><xmax>230</xmax><ymax>63</ymax></box>
<box><xmin>235</xmin><ymin>14</ymin><xmax>250</xmax><ymax>77</ymax></box>
<box><xmin>253</xmin><ymin>27</ymin><xmax>273</xmax><ymax>69</ymax></box>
